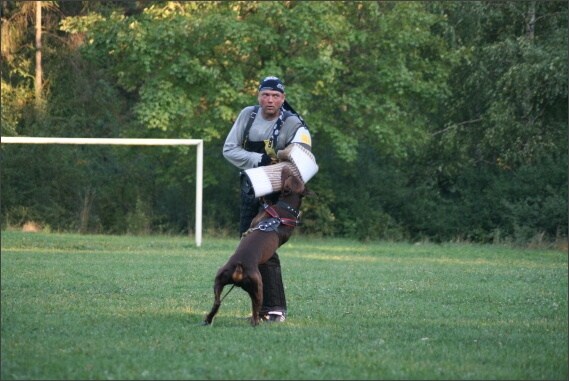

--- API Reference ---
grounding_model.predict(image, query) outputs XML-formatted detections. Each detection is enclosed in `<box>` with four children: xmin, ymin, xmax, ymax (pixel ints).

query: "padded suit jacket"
<box><xmin>223</xmin><ymin>105</ymin><xmax>312</xmax><ymax>170</ymax></box>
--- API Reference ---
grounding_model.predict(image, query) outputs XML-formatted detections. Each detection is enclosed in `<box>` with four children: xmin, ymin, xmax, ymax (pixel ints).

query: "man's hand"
<box><xmin>259</xmin><ymin>154</ymin><xmax>277</xmax><ymax>167</ymax></box>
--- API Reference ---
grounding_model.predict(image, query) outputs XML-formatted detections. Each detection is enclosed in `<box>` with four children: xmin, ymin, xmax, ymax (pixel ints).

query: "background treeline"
<box><xmin>1</xmin><ymin>1</ymin><xmax>567</xmax><ymax>246</ymax></box>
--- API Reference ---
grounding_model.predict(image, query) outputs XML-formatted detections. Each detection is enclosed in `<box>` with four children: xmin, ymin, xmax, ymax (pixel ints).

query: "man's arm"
<box><xmin>222</xmin><ymin>106</ymin><xmax>265</xmax><ymax>170</ymax></box>
<box><xmin>281</xmin><ymin>115</ymin><xmax>312</xmax><ymax>152</ymax></box>
<box><xmin>287</xmin><ymin>125</ymin><xmax>312</xmax><ymax>152</ymax></box>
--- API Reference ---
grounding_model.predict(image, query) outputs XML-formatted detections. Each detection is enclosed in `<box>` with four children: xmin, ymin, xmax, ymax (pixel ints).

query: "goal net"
<box><xmin>1</xmin><ymin>137</ymin><xmax>203</xmax><ymax>246</ymax></box>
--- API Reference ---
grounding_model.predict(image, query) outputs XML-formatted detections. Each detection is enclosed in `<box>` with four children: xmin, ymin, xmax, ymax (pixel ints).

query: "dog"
<box><xmin>201</xmin><ymin>165</ymin><xmax>315</xmax><ymax>326</ymax></box>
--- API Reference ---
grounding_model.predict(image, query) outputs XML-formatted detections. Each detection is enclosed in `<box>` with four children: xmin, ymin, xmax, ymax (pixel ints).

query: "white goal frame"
<box><xmin>1</xmin><ymin>137</ymin><xmax>203</xmax><ymax>247</ymax></box>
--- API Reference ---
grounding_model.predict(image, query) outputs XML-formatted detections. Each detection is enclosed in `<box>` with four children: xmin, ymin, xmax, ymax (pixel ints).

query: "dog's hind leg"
<box><xmin>202</xmin><ymin>271</ymin><xmax>228</xmax><ymax>326</ymax></box>
<box><xmin>202</xmin><ymin>284</ymin><xmax>222</xmax><ymax>325</ymax></box>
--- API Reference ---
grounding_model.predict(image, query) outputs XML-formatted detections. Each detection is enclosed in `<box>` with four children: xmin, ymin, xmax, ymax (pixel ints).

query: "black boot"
<box><xmin>258</xmin><ymin>252</ymin><xmax>287</xmax><ymax>322</ymax></box>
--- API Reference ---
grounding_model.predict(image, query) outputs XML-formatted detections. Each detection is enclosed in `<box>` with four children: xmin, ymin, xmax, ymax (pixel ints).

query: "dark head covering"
<box><xmin>258</xmin><ymin>76</ymin><xmax>285</xmax><ymax>93</ymax></box>
<box><xmin>258</xmin><ymin>76</ymin><xmax>309</xmax><ymax>127</ymax></box>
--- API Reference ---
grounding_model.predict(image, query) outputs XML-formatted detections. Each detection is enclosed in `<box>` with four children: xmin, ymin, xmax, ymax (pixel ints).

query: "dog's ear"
<box><xmin>281</xmin><ymin>165</ymin><xmax>293</xmax><ymax>183</ymax></box>
<box><xmin>281</xmin><ymin>166</ymin><xmax>293</xmax><ymax>194</ymax></box>
<box><xmin>281</xmin><ymin>182</ymin><xmax>291</xmax><ymax>195</ymax></box>
<box><xmin>303</xmin><ymin>188</ymin><xmax>316</xmax><ymax>197</ymax></box>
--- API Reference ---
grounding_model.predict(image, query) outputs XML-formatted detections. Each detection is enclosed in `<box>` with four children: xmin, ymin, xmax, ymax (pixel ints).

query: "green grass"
<box><xmin>1</xmin><ymin>231</ymin><xmax>567</xmax><ymax>380</ymax></box>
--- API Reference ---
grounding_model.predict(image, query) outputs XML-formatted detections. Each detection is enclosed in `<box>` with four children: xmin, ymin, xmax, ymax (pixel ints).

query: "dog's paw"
<box><xmin>198</xmin><ymin>321</ymin><xmax>211</xmax><ymax>326</ymax></box>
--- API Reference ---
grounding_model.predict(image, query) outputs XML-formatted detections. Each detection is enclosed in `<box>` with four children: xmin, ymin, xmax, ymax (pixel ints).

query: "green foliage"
<box><xmin>60</xmin><ymin>1</ymin><xmax>455</xmax><ymax>161</ymax></box>
<box><xmin>2</xmin><ymin>1</ymin><xmax>567</xmax><ymax>246</ymax></box>
<box><xmin>0</xmin><ymin>79</ymin><xmax>34</xmax><ymax>135</ymax></box>
<box><xmin>125</xmin><ymin>196</ymin><xmax>152</xmax><ymax>235</ymax></box>
<box><xmin>436</xmin><ymin>1</ymin><xmax>567</xmax><ymax>168</ymax></box>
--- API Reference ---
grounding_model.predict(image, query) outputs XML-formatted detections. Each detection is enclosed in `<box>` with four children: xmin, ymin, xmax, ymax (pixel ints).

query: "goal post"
<box><xmin>1</xmin><ymin>137</ymin><xmax>203</xmax><ymax>247</ymax></box>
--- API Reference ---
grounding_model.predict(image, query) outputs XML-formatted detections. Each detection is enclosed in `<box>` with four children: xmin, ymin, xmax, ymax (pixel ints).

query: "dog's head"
<box><xmin>281</xmin><ymin>165</ymin><xmax>316</xmax><ymax>198</ymax></box>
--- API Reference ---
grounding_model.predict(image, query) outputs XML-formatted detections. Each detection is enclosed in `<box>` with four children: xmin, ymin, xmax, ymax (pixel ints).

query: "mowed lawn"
<box><xmin>1</xmin><ymin>231</ymin><xmax>567</xmax><ymax>380</ymax></box>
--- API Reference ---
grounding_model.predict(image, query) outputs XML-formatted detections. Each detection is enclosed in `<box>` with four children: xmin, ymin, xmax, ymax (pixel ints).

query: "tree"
<box><xmin>414</xmin><ymin>1</ymin><xmax>568</xmax><ymax>242</ymax></box>
<box><xmin>3</xmin><ymin>1</ymin><xmax>566</xmax><ymax>244</ymax></box>
<box><xmin>433</xmin><ymin>1</ymin><xmax>567</xmax><ymax>169</ymax></box>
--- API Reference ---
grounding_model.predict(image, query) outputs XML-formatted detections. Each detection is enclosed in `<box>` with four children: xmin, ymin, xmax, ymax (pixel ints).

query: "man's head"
<box><xmin>258</xmin><ymin>76</ymin><xmax>286</xmax><ymax>119</ymax></box>
<box><xmin>258</xmin><ymin>76</ymin><xmax>285</xmax><ymax>93</ymax></box>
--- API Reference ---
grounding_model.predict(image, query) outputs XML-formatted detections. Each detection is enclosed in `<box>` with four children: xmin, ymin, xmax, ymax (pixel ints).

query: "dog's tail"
<box><xmin>232</xmin><ymin>262</ymin><xmax>244</xmax><ymax>283</ymax></box>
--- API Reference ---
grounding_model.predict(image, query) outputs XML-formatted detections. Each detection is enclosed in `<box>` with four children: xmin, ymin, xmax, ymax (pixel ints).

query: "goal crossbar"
<box><xmin>1</xmin><ymin>137</ymin><xmax>203</xmax><ymax>247</ymax></box>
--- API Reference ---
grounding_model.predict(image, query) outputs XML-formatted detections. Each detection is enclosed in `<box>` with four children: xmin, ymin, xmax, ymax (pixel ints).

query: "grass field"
<box><xmin>1</xmin><ymin>230</ymin><xmax>567</xmax><ymax>380</ymax></box>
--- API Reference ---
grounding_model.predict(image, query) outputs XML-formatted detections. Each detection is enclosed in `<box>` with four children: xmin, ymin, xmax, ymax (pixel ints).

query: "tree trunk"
<box><xmin>35</xmin><ymin>1</ymin><xmax>42</xmax><ymax>103</ymax></box>
<box><xmin>80</xmin><ymin>188</ymin><xmax>96</xmax><ymax>234</ymax></box>
<box><xmin>526</xmin><ymin>2</ymin><xmax>535</xmax><ymax>38</ymax></box>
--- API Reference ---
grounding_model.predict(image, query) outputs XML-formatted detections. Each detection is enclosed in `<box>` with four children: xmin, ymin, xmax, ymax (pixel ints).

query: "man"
<box><xmin>223</xmin><ymin>76</ymin><xmax>312</xmax><ymax>322</ymax></box>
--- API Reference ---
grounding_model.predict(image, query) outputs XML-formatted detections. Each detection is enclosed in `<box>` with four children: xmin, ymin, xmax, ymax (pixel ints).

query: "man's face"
<box><xmin>258</xmin><ymin>90</ymin><xmax>285</xmax><ymax>118</ymax></box>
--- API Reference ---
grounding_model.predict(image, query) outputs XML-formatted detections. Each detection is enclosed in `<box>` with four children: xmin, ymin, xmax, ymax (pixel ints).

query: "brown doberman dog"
<box><xmin>202</xmin><ymin>165</ymin><xmax>315</xmax><ymax>326</ymax></box>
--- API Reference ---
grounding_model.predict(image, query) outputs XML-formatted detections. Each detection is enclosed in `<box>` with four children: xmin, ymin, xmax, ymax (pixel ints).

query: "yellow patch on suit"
<box><xmin>264</xmin><ymin>139</ymin><xmax>278</xmax><ymax>159</ymax></box>
<box><xmin>298</xmin><ymin>132</ymin><xmax>311</xmax><ymax>146</ymax></box>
